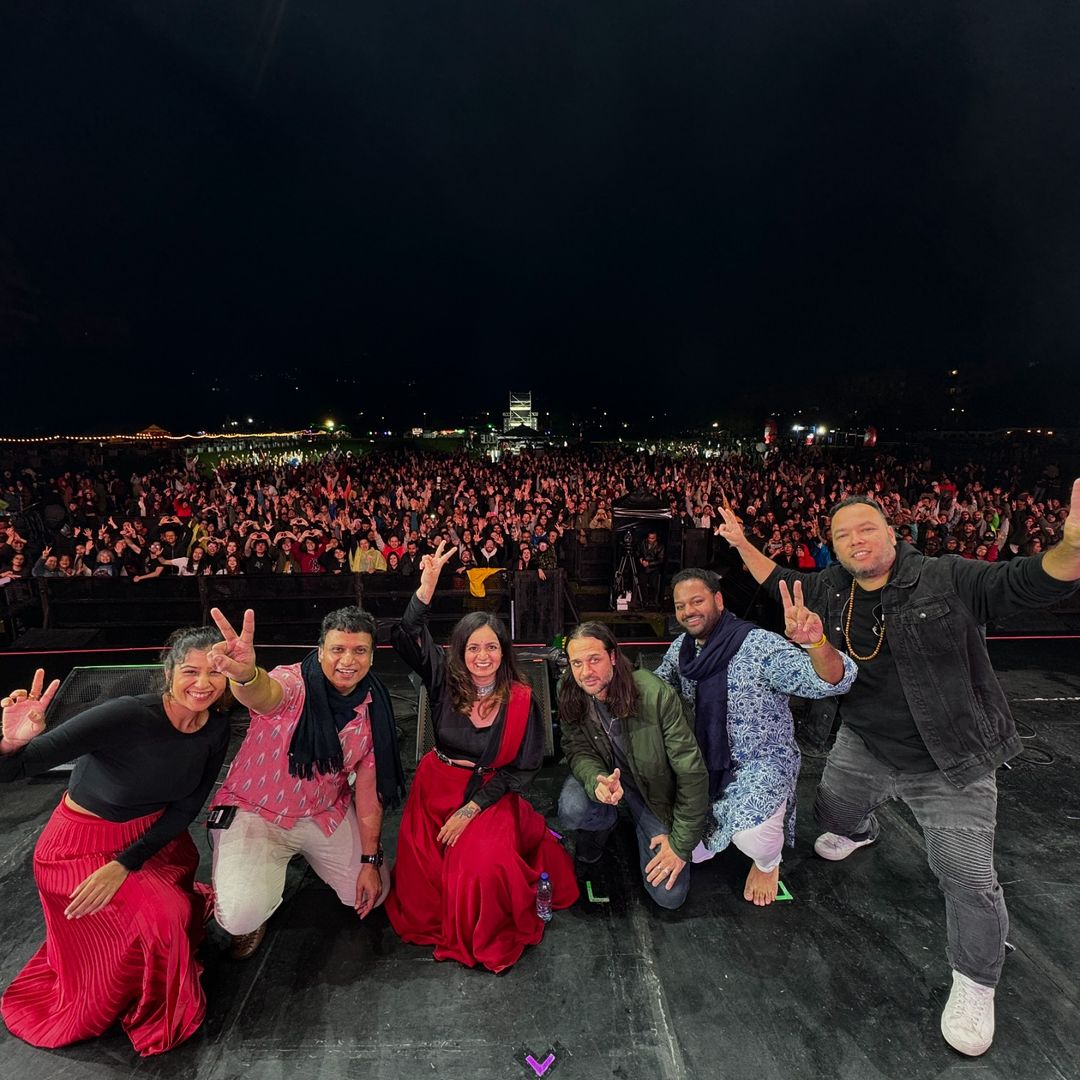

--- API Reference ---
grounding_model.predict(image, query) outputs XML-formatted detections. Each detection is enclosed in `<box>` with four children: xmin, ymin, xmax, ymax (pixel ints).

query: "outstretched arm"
<box><xmin>714</xmin><ymin>504</ymin><xmax>778</xmax><ymax>585</ymax></box>
<box><xmin>208</xmin><ymin>607</ymin><xmax>283</xmax><ymax>715</ymax></box>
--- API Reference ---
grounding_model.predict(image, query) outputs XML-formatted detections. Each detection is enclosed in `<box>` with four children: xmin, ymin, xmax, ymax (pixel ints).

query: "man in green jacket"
<box><xmin>557</xmin><ymin>621</ymin><xmax>707</xmax><ymax>909</ymax></box>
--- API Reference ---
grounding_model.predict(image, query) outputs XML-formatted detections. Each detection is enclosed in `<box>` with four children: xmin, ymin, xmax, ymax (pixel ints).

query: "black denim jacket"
<box><xmin>767</xmin><ymin>545</ymin><xmax>1077</xmax><ymax>788</ymax></box>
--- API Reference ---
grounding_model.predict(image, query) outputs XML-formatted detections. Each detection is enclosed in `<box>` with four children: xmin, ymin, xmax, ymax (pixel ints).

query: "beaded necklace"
<box><xmin>842</xmin><ymin>577</ymin><xmax>886</xmax><ymax>662</ymax></box>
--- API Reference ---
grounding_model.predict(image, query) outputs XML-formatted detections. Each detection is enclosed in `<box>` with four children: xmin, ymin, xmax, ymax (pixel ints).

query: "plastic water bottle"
<box><xmin>536</xmin><ymin>872</ymin><xmax>553</xmax><ymax>922</ymax></box>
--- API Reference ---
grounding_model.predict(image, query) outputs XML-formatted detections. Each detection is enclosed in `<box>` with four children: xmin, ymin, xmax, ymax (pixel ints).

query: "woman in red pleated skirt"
<box><xmin>2</xmin><ymin>800</ymin><xmax>212</xmax><ymax>1055</ymax></box>
<box><xmin>0</xmin><ymin>627</ymin><xmax>231</xmax><ymax>1055</ymax></box>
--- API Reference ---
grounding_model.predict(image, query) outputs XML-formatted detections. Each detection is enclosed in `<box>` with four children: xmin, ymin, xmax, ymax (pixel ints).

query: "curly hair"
<box><xmin>159</xmin><ymin>625</ymin><xmax>231</xmax><ymax>711</ymax></box>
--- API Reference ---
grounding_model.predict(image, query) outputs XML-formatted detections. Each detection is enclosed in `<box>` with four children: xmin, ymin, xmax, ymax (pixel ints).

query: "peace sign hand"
<box><xmin>208</xmin><ymin>607</ymin><xmax>258</xmax><ymax>683</ymax></box>
<box><xmin>417</xmin><ymin>539</ymin><xmax>458</xmax><ymax>603</ymax></box>
<box><xmin>778</xmin><ymin>580</ymin><xmax>824</xmax><ymax>647</ymax></box>
<box><xmin>2</xmin><ymin>668</ymin><xmax>60</xmax><ymax>751</ymax></box>
<box><xmin>713</xmin><ymin>502</ymin><xmax>747</xmax><ymax>549</ymax></box>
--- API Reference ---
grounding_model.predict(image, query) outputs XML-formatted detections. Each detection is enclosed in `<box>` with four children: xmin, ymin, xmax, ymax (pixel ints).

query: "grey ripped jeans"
<box><xmin>814</xmin><ymin>724</ymin><xmax>1008</xmax><ymax>986</ymax></box>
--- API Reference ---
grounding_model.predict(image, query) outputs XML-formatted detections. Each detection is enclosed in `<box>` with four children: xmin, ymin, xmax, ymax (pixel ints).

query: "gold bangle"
<box><xmin>801</xmin><ymin>634</ymin><xmax>828</xmax><ymax>651</ymax></box>
<box><xmin>230</xmin><ymin>667</ymin><xmax>261</xmax><ymax>688</ymax></box>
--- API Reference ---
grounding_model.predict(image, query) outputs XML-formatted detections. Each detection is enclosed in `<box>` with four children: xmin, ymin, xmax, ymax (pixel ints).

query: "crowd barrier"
<box><xmin>8</xmin><ymin>570</ymin><xmax>575</xmax><ymax>646</ymax></box>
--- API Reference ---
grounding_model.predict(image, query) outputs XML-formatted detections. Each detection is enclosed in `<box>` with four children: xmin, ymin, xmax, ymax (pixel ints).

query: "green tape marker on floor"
<box><xmin>586</xmin><ymin>880</ymin><xmax>609</xmax><ymax>904</ymax></box>
<box><xmin>775</xmin><ymin>879</ymin><xmax>793</xmax><ymax>902</ymax></box>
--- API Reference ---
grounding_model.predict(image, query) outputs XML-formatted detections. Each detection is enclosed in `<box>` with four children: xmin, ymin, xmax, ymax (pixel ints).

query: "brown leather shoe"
<box><xmin>229</xmin><ymin>923</ymin><xmax>267</xmax><ymax>960</ymax></box>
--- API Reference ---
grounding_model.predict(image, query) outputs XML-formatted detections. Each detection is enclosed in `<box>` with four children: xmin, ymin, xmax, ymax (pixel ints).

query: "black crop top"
<box><xmin>0</xmin><ymin>693</ymin><xmax>229</xmax><ymax>870</ymax></box>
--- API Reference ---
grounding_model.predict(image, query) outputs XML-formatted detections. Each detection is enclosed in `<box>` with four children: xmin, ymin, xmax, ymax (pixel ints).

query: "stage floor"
<box><xmin>1</xmin><ymin>639</ymin><xmax>1077</xmax><ymax>1080</ymax></box>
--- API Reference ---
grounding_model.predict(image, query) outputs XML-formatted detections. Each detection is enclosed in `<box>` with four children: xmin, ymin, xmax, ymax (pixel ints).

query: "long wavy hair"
<box><xmin>447</xmin><ymin>611</ymin><xmax>523</xmax><ymax>720</ymax></box>
<box><xmin>557</xmin><ymin>621</ymin><xmax>639</xmax><ymax>727</ymax></box>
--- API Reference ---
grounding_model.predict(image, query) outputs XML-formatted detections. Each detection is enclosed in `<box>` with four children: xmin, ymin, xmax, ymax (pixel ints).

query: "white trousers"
<box><xmin>211</xmin><ymin>806</ymin><xmax>390</xmax><ymax>935</ymax></box>
<box><xmin>731</xmin><ymin>801</ymin><xmax>787</xmax><ymax>873</ymax></box>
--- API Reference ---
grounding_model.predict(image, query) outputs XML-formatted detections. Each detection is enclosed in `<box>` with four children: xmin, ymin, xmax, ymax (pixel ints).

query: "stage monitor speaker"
<box><xmin>415</xmin><ymin>656</ymin><xmax>555</xmax><ymax>764</ymax></box>
<box><xmin>43</xmin><ymin>665</ymin><xmax>163</xmax><ymax>773</ymax></box>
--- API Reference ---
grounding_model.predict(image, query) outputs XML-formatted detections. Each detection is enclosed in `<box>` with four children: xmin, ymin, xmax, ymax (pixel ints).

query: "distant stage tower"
<box><xmin>503</xmin><ymin>391</ymin><xmax>538</xmax><ymax>433</ymax></box>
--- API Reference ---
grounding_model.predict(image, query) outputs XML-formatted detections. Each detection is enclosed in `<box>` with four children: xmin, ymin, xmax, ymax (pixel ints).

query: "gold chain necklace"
<box><xmin>843</xmin><ymin>578</ymin><xmax>886</xmax><ymax>662</ymax></box>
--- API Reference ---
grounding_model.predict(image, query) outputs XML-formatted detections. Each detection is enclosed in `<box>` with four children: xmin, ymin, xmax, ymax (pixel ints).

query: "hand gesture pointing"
<box><xmin>2</xmin><ymin>668</ymin><xmax>60</xmax><ymax>750</ymax></box>
<box><xmin>595</xmin><ymin>767</ymin><xmax>624</xmax><ymax>806</ymax></box>
<box><xmin>208</xmin><ymin>607</ymin><xmax>258</xmax><ymax>683</ymax></box>
<box><xmin>778</xmin><ymin>580</ymin><xmax>824</xmax><ymax>647</ymax></box>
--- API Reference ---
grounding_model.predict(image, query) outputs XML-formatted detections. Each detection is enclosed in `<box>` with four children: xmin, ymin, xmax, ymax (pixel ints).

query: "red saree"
<box><xmin>386</xmin><ymin>683</ymin><xmax>578</xmax><ymax>972</ymax></box>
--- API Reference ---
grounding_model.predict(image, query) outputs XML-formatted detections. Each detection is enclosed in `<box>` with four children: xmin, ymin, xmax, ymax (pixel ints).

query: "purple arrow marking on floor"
<box><xmin>525</xmin><ymin>1052</ymin><xmax>555</xmax><ymax>1076</ymax></box>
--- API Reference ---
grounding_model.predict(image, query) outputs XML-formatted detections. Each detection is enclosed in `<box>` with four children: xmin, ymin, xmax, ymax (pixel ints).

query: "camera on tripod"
<box><xmin>609</xmin><ymin>491</ymin><xmax>673</xmax><ymax>611</ymax></box>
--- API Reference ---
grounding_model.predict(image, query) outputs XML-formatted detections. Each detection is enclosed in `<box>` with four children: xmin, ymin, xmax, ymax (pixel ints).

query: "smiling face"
<box><xmin>318</xmin><ymin>629</ymin><xmax>374</xmax><ymax>695</ymax></box>
<box><xmin>830</xmin><ymin>503</ymin><xmax>897</xmax><ymax>586</ymax></box>
<box><xmin>168</xmin><ymin>648</ymin><xmax>228</xmax><ymax>714</ymax></box>
<box><xmin>673</xmin><ymin>578</ymin><xmax>725</xmax><ymax>642</ymax></box>
<box><xmin>464</xmin><ymin>625</ymin><xmax>502</xmax><ymax>683</ymax></box>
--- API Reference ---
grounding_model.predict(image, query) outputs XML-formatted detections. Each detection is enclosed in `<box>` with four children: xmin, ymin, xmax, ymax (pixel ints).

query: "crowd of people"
<box><xmin>0</xmin><ymin>443</ymin><xmax>1070</xmax><ymax>596</ymax></box>
<box><xmin>0</xmin><ymin>450</ymin><xmax>1078</xmax><ymax>1063</ymax></box>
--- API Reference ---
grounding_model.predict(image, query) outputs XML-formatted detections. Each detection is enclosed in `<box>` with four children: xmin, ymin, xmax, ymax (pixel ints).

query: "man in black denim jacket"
<box><xmin>716</xmin><ymin>480</ymin><xmax>1080</xmax><ymax>1058</ymax></box>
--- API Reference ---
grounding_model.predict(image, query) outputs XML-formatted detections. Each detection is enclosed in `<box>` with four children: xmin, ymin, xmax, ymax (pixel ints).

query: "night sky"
<box><xmin>2</xmin><ymin>1</ymin><xmax>1079</xmax><ymax>435</ymax></box>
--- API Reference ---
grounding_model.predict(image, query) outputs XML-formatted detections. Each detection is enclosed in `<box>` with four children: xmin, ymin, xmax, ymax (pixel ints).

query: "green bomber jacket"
<box><xmin>561</xmin><ymin>669</ymin><xmax>708</xmax><ymax>861</ymax></box>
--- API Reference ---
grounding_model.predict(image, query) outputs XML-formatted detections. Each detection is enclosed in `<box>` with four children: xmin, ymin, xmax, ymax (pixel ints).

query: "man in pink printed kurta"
<box><xmin>207</xmin><ymin>606</ymin><xmax>396</xmax><ymax>960</ymax></box>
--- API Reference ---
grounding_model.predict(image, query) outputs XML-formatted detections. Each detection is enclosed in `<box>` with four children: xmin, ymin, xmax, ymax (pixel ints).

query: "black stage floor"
<box><xmin>1</xmin><ymin>639</ymin><xmax>1078</xmax><ymax>1080</ymax></box>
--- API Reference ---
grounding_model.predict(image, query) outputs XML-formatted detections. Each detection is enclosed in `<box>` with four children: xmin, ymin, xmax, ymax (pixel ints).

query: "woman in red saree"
<box><xmin>386</xmin><ymin>541</ymin><xmax>577</xmax><ymax>972</ymax></box>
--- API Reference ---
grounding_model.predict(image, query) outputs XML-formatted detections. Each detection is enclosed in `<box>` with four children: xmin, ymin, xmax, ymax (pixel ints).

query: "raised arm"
<box><xmin>414</xmin><ymin>539</ymin><xmax>457</xmax><ymax>606</ymax></box>
<box><xmin>714</xmin><ymin>503</ymin><xmax>778</xmax><ymax>585</ymax></box>
<box><xmin>208</xmin><ymin>607</ymin><xmax>283</xmax><ymax>715</ymax></box>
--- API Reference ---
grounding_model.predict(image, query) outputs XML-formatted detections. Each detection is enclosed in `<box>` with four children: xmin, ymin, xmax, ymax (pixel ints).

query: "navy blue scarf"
<box><xmin>678</xmin><ymin>610</ymin><xmax>754</xmax><ymax>799</ymax></box>
<box><xmin>291</xmin><ymin>651</ymin><xmax>406</xmax><ymax>809</ymax></box>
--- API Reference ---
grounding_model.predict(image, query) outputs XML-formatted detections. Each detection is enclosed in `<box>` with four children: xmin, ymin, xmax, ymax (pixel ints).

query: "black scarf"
<box><xmin>290</xmin><ymin>651</ymin><xmax>406</xmax><ymax>809</ymax></box>
<box><xmin>678</xmin><ymin>610</ymin><xmax>755</xmax><ymax>799</ymax></box>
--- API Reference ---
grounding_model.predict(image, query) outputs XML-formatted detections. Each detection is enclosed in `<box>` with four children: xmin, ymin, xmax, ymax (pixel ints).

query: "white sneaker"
<box><xmin>691</xmin><ymin>841</ymin><xmax>716</xmax><ymax>864</ymax></box>
<box><xmin>813</xmin><ymin>831</ymin><xmax>876</xmax><ymax>861</ymax></box>
<box><xmin>941</xmin><ymin>970</ymin><xmax>995</xmax><ymax>1056</ymax></box>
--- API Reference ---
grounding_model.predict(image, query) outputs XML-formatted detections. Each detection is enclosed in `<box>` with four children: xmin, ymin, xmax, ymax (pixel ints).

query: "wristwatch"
<box><xmin>359</xmin><ymin>847</ymin><xmax>384</xmax><ymax>867</ymax></box>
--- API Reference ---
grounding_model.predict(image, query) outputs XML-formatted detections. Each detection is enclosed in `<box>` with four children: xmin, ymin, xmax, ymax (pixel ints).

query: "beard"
<box><xmin>839</xmin><ymin>550</ymin><xmax>896</xmax><ymax>581</ymax></box>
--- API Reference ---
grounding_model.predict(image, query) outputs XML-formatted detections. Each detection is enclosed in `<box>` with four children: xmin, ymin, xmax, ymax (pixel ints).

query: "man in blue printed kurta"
<box><xmin>653</xmin><ymin>568</ymin><xmax>856</xmax><ymax>904</ymax></box>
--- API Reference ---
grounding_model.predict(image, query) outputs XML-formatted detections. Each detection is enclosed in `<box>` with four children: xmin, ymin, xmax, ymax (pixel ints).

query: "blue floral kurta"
<box><xmin>653</xmin><ymin>629</ymin><xmax>857</xmax><ymax>853</ymax></box>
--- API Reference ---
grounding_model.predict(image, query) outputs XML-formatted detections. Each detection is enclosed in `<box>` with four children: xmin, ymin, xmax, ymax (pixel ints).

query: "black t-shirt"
<box><xmin>838</xmin><ymin>585</ymin><xmax>937</xmax><ymax>772</ymax></box>
<box><xmin>0</xmin><ymin>693</ymin><xmax>230</xmax><ymax>869</ymax></box>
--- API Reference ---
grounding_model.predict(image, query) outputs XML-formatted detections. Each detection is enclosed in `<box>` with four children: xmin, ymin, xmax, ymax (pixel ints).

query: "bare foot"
<box><xmin>744</xmin><ymin>864</ymin><xmax>780</xmax><ymax>906</ymax></box>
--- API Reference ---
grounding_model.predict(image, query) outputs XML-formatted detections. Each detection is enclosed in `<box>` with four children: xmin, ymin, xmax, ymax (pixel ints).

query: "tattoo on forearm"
<box><xmin>455</xmin><ymin>806</ymin><xmax>478</xmax><ymax>819</ymax></box>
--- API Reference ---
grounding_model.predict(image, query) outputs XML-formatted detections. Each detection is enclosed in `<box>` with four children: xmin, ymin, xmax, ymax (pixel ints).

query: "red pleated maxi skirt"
<box><xmin>386</xmin><ymin>752</ymin><xmax>579</xmax><ymax>973</ymax></box>
<box><xmin>1</xmin><ymin>797</ymin><xmax>211</xmax><ymax>1056</ymax></box>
